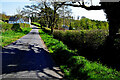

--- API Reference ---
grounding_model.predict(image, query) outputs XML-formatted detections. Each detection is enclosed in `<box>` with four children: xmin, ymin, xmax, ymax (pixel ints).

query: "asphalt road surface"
<box><xmin>1</xmin><ymin>25</ymin><xmax>63</xmax><ymax>80</ymax></box>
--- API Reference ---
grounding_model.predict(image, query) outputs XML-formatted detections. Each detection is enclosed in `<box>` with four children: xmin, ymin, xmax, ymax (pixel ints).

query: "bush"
<box><xmin>11</xmin><ymin>23</ymin><xmax>22</xmax><ymax>32</ymax></box>
<box><xmin>1</xmin><ymin>22</ymin><xmax>30</xmax><ymax>32</ymax></box>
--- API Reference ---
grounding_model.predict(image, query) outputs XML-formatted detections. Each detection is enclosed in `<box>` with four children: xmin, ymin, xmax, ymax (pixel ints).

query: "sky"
<box><xmin>0</xmin><ymin>0</ymin><xmax>107</xmax><ymax>21</ymax></box>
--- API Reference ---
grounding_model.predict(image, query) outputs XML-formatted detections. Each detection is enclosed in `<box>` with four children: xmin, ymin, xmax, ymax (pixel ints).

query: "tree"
<box><xmin>1</xmin><ymin>12</ymin><xmax>7</xmax><ymax>21</ymax></box>
<box><xmin>58</xmin><ymin>1</ymin><xmax>120</xmax><ymax>37</ymax></box>
<box><xmin>81</xmin><ymin>16</ymin><xmax>86</xmax><ymax>19</ymax></box>
<box><xmin>77</xmin><ymin>16</ymin><xmax>80</xmax><ymax>20</ymax></box>
<box><xmin>16</xmin><ymin>7</ymin><xmax>23</xmax><ymax>18</ymax></box>
<box><xmin>74</xmin><ymin>20</ymin><xmax>81</xmax><ymax>30</ymax></box>
<box><xmin>80</xmin><ymin>18</ymin><xmax>87</xmax><ymax>29</ymax></box>
<box><xmin>101</xmin><ymin>2</ymin><xmax>120</xmax><ymax>36</ymax></box>
<box><xmin>69</xmin><ymin>22</ymin><xmax>73</xmax><ymax>30</ymax></box>
<box><xmin>86</xmin><ymin>18</ymin><xmax>93</xmax><ymax>29</ymax></box>
<box><xmin>21</xmin><ymin>3</ymin><xmax>44</xmax><ymax>22</ymax></box>
<box><xmin>57</xmin><ymin>1</ymin><xmax>120</xmax><ymax>55</ymax></box>
<box><xmin>50</xmin><ymin>2</ymin><xmax>66</xmax><ymax>33</ymax></box>
<box><xmin>23</xmin><ymin>1</ymin><xmax>65</xmax><ymax>33</ymax></box>
<box><xmin>60</xmin><ymin>1</ymin><xmax>120</xmax><ymax>65</ymax></box>
<box><xmin>28</xmin><ymin>1</ymin><xmax>120</xmax><ymax>36</ymax></box>
<box><xmin>58</xmin><ymin>5</ymin><xmax>72</xmax><ymax>29</ymax></box>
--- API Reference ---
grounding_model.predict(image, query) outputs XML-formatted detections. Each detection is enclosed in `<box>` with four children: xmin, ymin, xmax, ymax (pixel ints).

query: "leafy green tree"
<box><xmin>1</xmin><ymin>12</ymin><xmax>7</xmax><ymax>21</ymax></box>
<box><xmin>69</xmin><ymin>23</ymin><xmax>73</xmax><ymax>30</ymax></box>
<box><xmin>86</xmin><ymin>18</ymin><xmax>92</xmax><ymax>29</ymax></box>
<box><xmin>80</xmin><ymin>18</ymin><xmax>87</xmax><ymax>29</ymax></box>
<box><xmin>92</xmin><ymin>21</ymin><xmax>97</xmax><ymax>29</ymax></box>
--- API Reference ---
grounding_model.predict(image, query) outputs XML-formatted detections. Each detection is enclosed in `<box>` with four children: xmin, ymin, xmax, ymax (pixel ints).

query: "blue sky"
<box><xmin>0</xmin><ymin>0</ymin><xmax>107</xmax><ymax>21</ymax></box>
<box><xmin>1</xmin><ymin>2</ymin><xmax>33</xmax><ymax>15</ymax></box>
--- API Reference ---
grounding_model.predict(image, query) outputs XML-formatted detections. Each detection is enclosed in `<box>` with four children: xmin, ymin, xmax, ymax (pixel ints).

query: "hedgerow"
<box><xmin>39</xmin><ymin>29</ymin><xmax>120</xmax><ymax>80</ymax></box>
<box><xmin>53</xmin><ymin>30</ymin><xmax>108</xmax><ymax>59</ymax></box>
<box><xmin>53</xmin><ymin>30</ymin><xmax>108</xmax><ymax>49</ymax></box>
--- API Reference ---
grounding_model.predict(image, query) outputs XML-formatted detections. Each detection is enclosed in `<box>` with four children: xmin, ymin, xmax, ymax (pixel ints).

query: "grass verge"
<box><xmin>39</xmin><ymin>29</ymin><xmax>120</xmax><ymax>80</ymax></box>
<box><xmin>1</xmin><ymin>27</ymin><xmax>31</xmax><ymax>47</ymax></box>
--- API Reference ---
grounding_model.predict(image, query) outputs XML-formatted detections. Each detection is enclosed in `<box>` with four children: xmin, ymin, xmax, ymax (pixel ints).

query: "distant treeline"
<box><xmin>70</xmin><ymin>18</ymin><xmax>109</xmax><ymax>30</ymax></box>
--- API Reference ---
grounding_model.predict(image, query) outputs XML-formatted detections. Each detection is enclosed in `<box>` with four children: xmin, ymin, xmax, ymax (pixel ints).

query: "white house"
<box><xmin>24</xmin><ymin>17</ymin><xmax>31</xmax><ymax>24</ymax></box>
<box><xmin>8</xmin><ymin>17</ymin><xmax>31</xmax><ymax>24</ymax></box>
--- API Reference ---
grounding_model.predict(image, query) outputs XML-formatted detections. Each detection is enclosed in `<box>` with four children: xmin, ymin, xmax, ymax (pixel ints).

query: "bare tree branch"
<box><xmin>63</xmin><ymin>3</ymin><xmax>102</xmax><ymax>10</ymax></box>
<box><xmin>57</xmin><ymin>1</ymin><xmax>102</xmax><ymax>10</ymax></box>
<box><xmin>56</xmin><ymin>2</ymin><xmax>66</xmax><ymax>10</ymax></box>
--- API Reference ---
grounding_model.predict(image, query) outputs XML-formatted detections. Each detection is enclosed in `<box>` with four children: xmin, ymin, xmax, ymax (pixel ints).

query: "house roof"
<box><xmin>9</xmin><ymin>17</ymin><xmax>19</xmax><ymax>21</ymax></box>
<box><xmin>9</xmin><ymin>16</ymin><xmax>30</xmax><ymax>22</ymax></box>
<box><xmin>23</xmin><ymin>18</ymin><xmax>29</xmax><ymax>22</ymax></box>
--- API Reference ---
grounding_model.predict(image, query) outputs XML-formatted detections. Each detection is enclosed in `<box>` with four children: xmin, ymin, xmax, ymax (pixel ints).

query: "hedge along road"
<box><xmin>1</xmin><ymin>25</ymin><xmax>63</xmax><ymax>79</ymax></box>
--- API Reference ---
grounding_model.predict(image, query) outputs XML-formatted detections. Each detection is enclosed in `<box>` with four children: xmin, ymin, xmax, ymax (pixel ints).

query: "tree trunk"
<box><xmin>101</xmin><ymin>2</ymin><xmax>120</xmax><ymax>37</ymax></box>
<box><xmin>51</xmin><ymin>3</ymin><xmax>57</xmax><ymax>34</ymax></box>
<box><xmin>101</xmin><ymin>2</ymin><xmax>120</xmax><ymax>51</ymax></box>
<box><xmin>101</xmin><ymin>3</ymin><xmax>120</xmax><ymax>64</ymax></box>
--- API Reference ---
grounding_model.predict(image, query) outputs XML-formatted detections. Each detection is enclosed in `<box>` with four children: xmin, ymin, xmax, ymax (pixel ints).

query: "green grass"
<box><xmin>0</xmin><ymin>22</ymin><xmax>31</xmax><ymax>47</ymax></box>
<box><xmin>39</xmin><ymin>29</ymin><xmax>120</xmax><ymax>80</ymax></box>
<box><xmin>1</xmin><ymin>27</ymin><xmax>31</xmax><ymax>47</ymax></box>
<box><xmin>31</xmin><ymin>22</ymin><xmax>41</xmax><ymax>27</ymax></box>
<box><xmin>67</xmin><ymin>56</ymin><xmax>120</xmax><ymax>79</ymax></box>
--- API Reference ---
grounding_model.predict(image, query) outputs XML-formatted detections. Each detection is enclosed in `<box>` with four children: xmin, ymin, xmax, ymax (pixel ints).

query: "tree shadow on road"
<box><xmin>1</xmin><ymin>43</ymin><xmax>63</xmax><ymax>79</ymax></box>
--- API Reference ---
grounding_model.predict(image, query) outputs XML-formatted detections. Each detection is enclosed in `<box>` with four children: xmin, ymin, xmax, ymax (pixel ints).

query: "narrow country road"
<box><xmin>1</xmin><ymin>25</ymin><xmax>63</xmax><ymax>79</ymax></box>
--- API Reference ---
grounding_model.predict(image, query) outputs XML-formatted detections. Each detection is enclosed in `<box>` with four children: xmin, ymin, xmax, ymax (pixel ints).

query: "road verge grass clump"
<box><xmin>39</xmin><ymin>29</ymin><xmax>120</xmax><ymax>80</ymax></box>
<box><xmin>31</xmin><ymin>22</ymin><xmax>41</xmax><ymax>27</ymax></box>
<box><xmin>42</xmin><ymin>27</ymin><xmax>51</xmax><ymax>34</ymax></box>
<box><xmin>1</xmin><ymin>22</ymin><xmax>31</xmax><ymax>47</ymax></box>
<box><xmin>31</xmin><ymin>22</ymin><xmax>51</xmax><ymax>33</ymax></box>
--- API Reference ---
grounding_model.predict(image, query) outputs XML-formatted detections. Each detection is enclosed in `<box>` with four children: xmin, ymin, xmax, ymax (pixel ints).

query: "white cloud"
<box><xmin>92</xmin><ymin>0</ymin><xmax>101</xmax><ymax>6</ymax></box>
<box><xmin>71</xmin><ymin>7</ymin><xmax>107</xmax><ymax>21</ymax></box>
